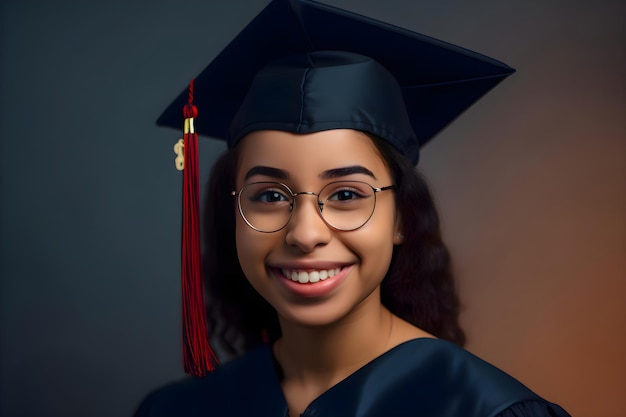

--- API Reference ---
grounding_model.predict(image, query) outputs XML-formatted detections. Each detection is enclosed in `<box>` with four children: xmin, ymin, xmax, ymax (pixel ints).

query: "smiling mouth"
<box><xmin>280</xmin><ymin>268</ymin><xmax>342</xmax><ymax>284</ymax></box>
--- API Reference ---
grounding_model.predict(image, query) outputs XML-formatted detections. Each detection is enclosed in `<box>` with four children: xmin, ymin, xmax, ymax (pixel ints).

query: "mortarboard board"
<box><xmin>158</xmin><ymin>0</ymin><xmax>515</xmax><ymax>376</ymax></box>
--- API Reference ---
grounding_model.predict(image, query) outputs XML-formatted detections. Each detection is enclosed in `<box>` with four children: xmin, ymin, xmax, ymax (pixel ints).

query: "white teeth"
<box><xmin>282</xmin><ymin>268</ymin><xmax>341</xmax><ymax>283</ymax></box>
<box><xmin>308</xmin><ymin>271</ymin><xmax>320</xmax><ymax>283</ymax></box>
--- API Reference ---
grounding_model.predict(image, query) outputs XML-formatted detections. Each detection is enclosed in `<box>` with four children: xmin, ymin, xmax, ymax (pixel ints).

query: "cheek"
<box><xmin>362</xmin><ymin>235</ymin><xmax>395</xmax><ymax>279</ymax></box>
<box><xmin>347</xmin><ymin>213</ymin><xmax>397</xmax><ymax>281</ymax></box>
<box><xmin>235</xmin><ymin>220</ymin><xmax>257</xmax><ymax>277</ymax></box>
<box><xmin>235</xmin><ymin>219</ymin><xmax>277</xmax><ymax>283</ymax></box>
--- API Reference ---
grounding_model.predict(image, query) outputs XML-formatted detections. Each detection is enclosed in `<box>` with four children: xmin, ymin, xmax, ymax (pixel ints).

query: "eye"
<box><xmin>328</xmin><ymin>189</ymin><xmax>360</xmax><ymax>201</ymax></box>
<box><xmin>252</xmin><ymin>189</ymin><xmax>290</xmax><ymax>203</ymax></box>
<box><xmin>326</xmin><ymin>185</ymin><xmax>369</xmax><ymax>202</ymax></box>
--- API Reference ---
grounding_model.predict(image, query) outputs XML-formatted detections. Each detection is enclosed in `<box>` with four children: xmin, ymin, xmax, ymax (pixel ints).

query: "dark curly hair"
<box><xmin>202</xmin><ymin>134</ymin><xmax>465</xmax><ymax>360</ymax></box>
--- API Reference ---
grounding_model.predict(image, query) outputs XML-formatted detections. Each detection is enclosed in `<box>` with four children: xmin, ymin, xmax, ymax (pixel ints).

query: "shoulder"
<box><xmin>132</xmin><ymin>345</ymin><xmax>283</xmax><ymax>417</ymax></box>
<box><xmin>351</xmin><ymin>338</ymin><xmax>570</xmax><ymax>417</ymax></box>
<box><xmin>398</xmin><ymin>338</ymin><xmax>531</xmax><ymax>394</ymax></box>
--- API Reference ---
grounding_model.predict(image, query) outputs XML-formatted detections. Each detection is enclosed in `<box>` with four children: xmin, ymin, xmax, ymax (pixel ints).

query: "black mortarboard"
<box><xmin>161</xmin><ymin>0</ymin><xmax>515</xmax><ymax>377</ymax></box>
<box><xmin>158</xmin><ymin>0</ymin><xmax>514</xmax><ymax>164</ymax></box>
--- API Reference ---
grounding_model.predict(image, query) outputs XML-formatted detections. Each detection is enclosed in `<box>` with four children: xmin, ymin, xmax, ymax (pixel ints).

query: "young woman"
<box><xmin>135</xmin><ymin>1</ymin><xmax>570</xmax><ymax>416</ymax></box>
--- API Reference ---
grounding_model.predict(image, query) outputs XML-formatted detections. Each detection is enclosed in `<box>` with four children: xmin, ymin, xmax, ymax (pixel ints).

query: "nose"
<box><xmin>284</xmin><ymin>194</ymin><xmax>332</xmax><ymax>252</ymax></box>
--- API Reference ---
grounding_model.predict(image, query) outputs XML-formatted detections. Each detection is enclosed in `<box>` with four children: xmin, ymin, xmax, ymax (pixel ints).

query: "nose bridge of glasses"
<box><xmin>292</xmin><ymin>191</ymin><xmax>319</xmax><ymax>198</ymax></box>
<box><xmin>292</xmin><ymin>191</ymin><xmax>324</xmax><ymax>211</ymax></box>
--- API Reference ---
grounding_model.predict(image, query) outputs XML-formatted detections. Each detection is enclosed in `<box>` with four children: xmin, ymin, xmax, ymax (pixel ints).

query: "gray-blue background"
<box><xmin>1</xmin><ymin>1</ymin><xmax>624</xmax><ymax>416</ymax></box>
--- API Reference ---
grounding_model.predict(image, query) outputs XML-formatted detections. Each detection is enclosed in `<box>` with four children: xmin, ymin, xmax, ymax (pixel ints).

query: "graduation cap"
<box><xmin>159</xmin><ymin>0</ymin><xmax>515</xmax><ymax>376</ymax></box>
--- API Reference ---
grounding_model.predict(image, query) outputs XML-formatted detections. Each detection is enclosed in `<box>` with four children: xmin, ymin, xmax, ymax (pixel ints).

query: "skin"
<box><xmin>234</xmin><ymin>129</ymin><xmax>432</xmax><ymax>415</ymax></box>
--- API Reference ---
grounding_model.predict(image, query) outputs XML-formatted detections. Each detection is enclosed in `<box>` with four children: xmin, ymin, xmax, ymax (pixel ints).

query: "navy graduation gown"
<box><xmin>134</xmin><ymin>338</ymin><xmax>570</xmax><ymax>417</ymax></box>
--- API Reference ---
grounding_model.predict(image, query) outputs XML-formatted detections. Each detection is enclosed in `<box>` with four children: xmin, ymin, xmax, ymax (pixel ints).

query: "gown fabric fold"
<box><xmin>134</xmin><ymin>338</ymin><xmax>570</xmax><ymax>417</ymax></box>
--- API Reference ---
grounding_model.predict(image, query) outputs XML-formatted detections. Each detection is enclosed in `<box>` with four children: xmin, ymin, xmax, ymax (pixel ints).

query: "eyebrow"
<box><xmin>245</xmin><ymin>166</ymin><xmax>289</xmax><ymax>180</ymax></box>
<box><xmin>244</xmin><ymin>165</ymin><xmax>377</xmax><ymax>181</ymax></box>
<box><xmin>320</xmin><ymin>165</ymin><xmax>377</xmax><ymax>180</ymax></box>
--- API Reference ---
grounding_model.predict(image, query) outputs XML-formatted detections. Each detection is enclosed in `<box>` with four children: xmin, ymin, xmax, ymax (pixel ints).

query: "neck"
<box><xmin>274</xmin><ymin>303</ymin><xmax>394</xmax><ymax>385</ymax></box>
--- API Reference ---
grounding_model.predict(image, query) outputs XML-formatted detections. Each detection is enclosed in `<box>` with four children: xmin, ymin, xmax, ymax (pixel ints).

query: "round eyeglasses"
<box><xmin>231</xmin><ymin>181</ymin><xmax>394</xmax><ymax>233</ymax></box>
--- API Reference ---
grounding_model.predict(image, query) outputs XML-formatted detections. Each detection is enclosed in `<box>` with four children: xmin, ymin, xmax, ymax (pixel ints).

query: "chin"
<box><xmin>275</xmin><ymin>291</ymin><xmax>379</xmax><ymax>330</ymax></box>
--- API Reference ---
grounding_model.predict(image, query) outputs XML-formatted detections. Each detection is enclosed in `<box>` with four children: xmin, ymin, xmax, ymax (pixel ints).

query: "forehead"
<box><xmin>235</xmin><ymin>130</ymin><xmax>391</xmax><ymax>185</ymax></box>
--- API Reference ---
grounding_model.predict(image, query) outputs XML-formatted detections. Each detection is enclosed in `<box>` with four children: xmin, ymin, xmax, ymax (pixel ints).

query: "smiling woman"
<box><xmin>234</xmin><ymin>130</ymin><xmax>402</xmax><ymax>330</ymax></box>
<box><xmin>133</xmin><ymin>0</ymin><xmax>570</xmax><ymax>416</ymax></box>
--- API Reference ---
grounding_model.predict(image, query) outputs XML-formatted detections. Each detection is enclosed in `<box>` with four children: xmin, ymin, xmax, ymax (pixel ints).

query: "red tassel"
<box><xmin>181</xmin><ymin>80</ymin><xmax>217</xmax><ymax>376</ymax></box>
